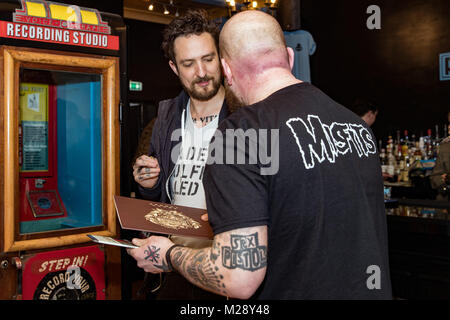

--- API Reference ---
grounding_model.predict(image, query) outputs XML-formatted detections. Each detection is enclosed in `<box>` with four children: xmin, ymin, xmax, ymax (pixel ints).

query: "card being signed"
<box><xmin>87</xmin><ymin>235</ymin><xmax>138</xmax><ymax>249</ymax></box>
<box><xmin>113</xmin><ymin>195</ymin><xmax>213</xmax><ymax>239</ymax></box>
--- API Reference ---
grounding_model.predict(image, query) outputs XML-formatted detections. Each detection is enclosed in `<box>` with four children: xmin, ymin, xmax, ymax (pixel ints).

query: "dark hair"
<box><xmin>161</xmin><ymin>9</ymin><xmax>220</xmax><ymax>63</ymax></box>
<box><xmin>351</xmin><ymin>98</ymin><xmax>378</xmax><ymax>117</ymax></box>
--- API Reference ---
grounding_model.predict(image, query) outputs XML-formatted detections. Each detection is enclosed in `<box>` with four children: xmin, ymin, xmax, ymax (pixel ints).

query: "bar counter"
<box><xmin>386</xmin><ymin>199</ymin><xmax>450</xmax><ymax>299</ymax></box>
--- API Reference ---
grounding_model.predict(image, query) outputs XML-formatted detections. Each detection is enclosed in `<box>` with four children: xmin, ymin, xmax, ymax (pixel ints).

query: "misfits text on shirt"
<box><xmin>286</xmin><ymin>114</ymin><xmax>377</xmax><ymax>169</ymax></box>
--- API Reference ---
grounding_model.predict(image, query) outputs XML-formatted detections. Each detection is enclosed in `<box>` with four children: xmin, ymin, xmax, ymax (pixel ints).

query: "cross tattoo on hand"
<box><xmin>144</xmin><ymin>245</ymin><xmax>160</xmax><ymax>263</ymax></box>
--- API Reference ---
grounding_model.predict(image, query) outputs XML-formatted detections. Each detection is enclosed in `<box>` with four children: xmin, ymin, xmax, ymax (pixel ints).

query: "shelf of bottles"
<box><xmin>379</xmin><ymin>124</ymin><xmax>448</xmax><ymax>185</ymax></box>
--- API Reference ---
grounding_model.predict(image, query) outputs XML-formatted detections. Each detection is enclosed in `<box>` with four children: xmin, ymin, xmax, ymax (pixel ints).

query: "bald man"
<box><xmin>128</xmin><ymin>11</ymin><xmax>392</xmax><ymax>299</ymax></box>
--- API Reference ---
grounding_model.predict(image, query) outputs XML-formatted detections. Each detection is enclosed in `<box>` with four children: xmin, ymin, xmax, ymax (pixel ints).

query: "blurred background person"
<box><xmin>351</xmin><ymin>98</ymin><xmax>379</xmax><ymax>127</ymax></box>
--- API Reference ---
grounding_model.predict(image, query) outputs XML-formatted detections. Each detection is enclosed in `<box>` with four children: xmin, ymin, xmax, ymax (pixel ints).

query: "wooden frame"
<box><xmin>1</xmin><ymin>46</ymin><xmax>120</xmax><ymax>252</ymax></box>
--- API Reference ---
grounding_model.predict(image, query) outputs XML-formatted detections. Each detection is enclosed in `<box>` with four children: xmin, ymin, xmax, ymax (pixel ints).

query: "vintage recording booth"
<box><xmin>0</xmin><ymin>0</ymin><xmax>127</xmax><ymax>299</ymax></box>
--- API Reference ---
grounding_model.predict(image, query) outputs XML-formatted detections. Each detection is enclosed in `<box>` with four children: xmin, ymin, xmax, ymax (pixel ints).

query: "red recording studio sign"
<box><xmin>0</xmin><ymin>21</ymin><xmax>119</xmax><ymax>50</ymax></box>
<box><xmin>0</xmin><ymin>0</ymin><xmax>119</xmax><ymax>50</ymax></box>
<box><xmin>22</xmin><ymin>245</ymin><xmax>105</xmax><ymax>300</ymax></box>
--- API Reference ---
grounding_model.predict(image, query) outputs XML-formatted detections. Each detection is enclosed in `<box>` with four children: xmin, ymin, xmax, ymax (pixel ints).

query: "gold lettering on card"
<box><xmin>145</xmin><ymin>208</ymin><xmax>201</xmax><ymax>230</ymax></box>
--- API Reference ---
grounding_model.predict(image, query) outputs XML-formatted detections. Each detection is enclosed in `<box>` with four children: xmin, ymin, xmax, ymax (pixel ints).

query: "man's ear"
<box><xmin>221</xmin><ymin>58</ymin><xmax>232</xmax><ymax>86</ymax></box>
<box><xmin>169</xmin><ymin>60</ymin><xmax>179</xmax><ymax>77</ymax></box>
<box><xmin>287</xmin><ymin>47</ymin><xmax>295</xmax><ymax>71</ymax></box>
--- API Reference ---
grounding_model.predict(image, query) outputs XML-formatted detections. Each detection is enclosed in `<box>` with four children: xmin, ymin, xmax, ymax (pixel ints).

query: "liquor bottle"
<box><xmin>414</xmin><ymin>141</ymin><xmax>422</xmax><ymax>161</ymax></box>
<box><xmin>433</xmin><ymin>125</ymin><xmax>440</xmax><ymax>158</ymax></box>
<box><xmin>402</xmin><ymin>130</ymin><xmax>409</xmax><ymax>157</ymax></box>
<box><xmin>419</xmin><ymin>136</ymin><xmax>426</xmax><ymax>159</ymax></box>
<box><xmin>380</xmin><ymin>148</ymin><xmax>388</xmax><ymax>175</ymax></box>
<box><xmin>387</xmin><ymin>138</ymin><xmax>396</xmax><ymax>181</ymax></box>
<box><xmin>425</xmin><ymin>129</ymin><xmax>433</xmax><ymax>160</ymax></box>
<box><xmin>386</xmin><ymin>135</ymin><xmax>393</xmax><ymax>162</ymax></box>
<box><xmin>403</xmin><ymin>160</ymin><xmax>410</xmax><ymax>183</ymax></box>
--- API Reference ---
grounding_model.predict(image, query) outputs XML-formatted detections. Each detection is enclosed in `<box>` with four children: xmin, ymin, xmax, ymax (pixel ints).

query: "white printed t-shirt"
<box><xmin>170</xmin><ymin>101</ymin><xmax>219</xmax><ymax>248</ymax></box>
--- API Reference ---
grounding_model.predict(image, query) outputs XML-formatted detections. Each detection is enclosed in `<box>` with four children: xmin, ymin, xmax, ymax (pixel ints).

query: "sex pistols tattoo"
<box><xmin>169</xmin><ymin>232</ymin><xmax>267</xmax><ymax>295</ymax></box>
<box><xmin>221</xmin><ymin>233</ymin><xmax>267</xmax><ymax>271</ymax></box>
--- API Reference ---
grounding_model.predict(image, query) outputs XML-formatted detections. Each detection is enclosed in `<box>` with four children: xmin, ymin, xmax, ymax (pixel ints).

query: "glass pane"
<box><xmin>19</xmin><ymin>69</ymin><xmax>103</xmax><ymax>234</ymax></box>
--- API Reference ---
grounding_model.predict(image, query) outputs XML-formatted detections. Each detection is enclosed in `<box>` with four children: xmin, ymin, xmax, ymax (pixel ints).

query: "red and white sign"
<box><xmin>0</xmin><ymin>20</ymin><xmax>119</xmax><ymax>50</ymax></box>
<box><xmin>14</xmin><ymin>14</ymin><xmax>111</xmax><ymax>34</ymax></box>
<box><xmin>22</xmin><ymin>245</ymin><xmax>105</xmax><ymax>300</ymax></box>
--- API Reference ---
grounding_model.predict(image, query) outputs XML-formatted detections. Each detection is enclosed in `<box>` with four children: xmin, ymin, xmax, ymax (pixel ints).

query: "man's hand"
<box><xmin>133</xmin><ymin>155</ymin><xmax>161</xmax><ymax>189</ymax></box>
<box><xmin>127</xmin><ymin>236</ymin><xmax>174</xmax><ymax>273</ymax></box>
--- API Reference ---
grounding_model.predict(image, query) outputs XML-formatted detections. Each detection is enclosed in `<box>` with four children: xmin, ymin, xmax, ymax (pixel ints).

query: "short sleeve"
<box><xmin>307</xmin><ymin>31</ymin><xmax>316</xmax><ymax>55</ymax></box>
<box><xmin>202</xmin><ymin>120</ymin><xmax>270</xmax><ymax>235</ymax></box>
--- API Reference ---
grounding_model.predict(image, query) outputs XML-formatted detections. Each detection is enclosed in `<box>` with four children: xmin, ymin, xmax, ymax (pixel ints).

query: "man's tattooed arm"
<box><xmin>169</xmin><ymin>226</ymin><xmax>268</xmax><ymax>299</ymax></box>
<box><xmin>171</xmin><ymin>247</ymin><xmax>228</xmax><ymax>295</ymax></box>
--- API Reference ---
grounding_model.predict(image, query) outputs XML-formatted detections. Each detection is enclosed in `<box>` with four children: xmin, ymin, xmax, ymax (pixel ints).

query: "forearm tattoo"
<box><xmin>170</xmin><ymin>232</ymin><xmax>267</xmax><ymax>295</ymax></box>
<box><xmin>172</xmin><ymin>246</ymin><xmax>227</xmax><ymax>295</ymax></box>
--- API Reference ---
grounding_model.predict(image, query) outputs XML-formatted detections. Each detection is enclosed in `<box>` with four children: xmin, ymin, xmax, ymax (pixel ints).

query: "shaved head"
<box><xmin>220</xmin><ymin>10</ymin><xmax>289</xmax><ymax>74</ymax></box>
<box><xmin>219</xmin><ymin>10</ymin><xmax>298</xmax><ymax>108</ymax></box>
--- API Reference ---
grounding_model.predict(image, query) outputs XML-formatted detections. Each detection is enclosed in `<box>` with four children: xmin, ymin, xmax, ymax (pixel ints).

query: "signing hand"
<box><xmin>127</xmin><ymin>236</ymin><xmax>174</xmax><ymax>273</ymax></box>
<box><xmin>133</xmin><ymin>155</ymin><xmax>161</xmax><ymax>189</ymax></box>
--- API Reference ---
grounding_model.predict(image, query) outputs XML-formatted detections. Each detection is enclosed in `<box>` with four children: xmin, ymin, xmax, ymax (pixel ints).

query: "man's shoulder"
<box><xmin>217</xmin><ymin>105</ymin><xmax>258</xmax><ymax>131</ymax></box>
<box><xmin>217</xmin><ymin>83</ymin><xmax>319</xmax><ymax>130</ymax></box>
<box><xmin>158</xmin><ymin>92</ymin><xmax>185</xmax><ymax>118</ymax></box>
<box><xmin>149</xmin><ymin>92</ymin><xmax>186</xmax><ymax>137</ymax></box>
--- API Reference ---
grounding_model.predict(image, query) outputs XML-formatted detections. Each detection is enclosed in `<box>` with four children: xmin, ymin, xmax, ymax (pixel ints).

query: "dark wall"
<box><xmin>121</xmin><ymin>19</ymin><xmax>182</xmax><ymax>200</ymax></box>
<box><xmin>125</xmin><ymin>18</ymin><xmax>182</xmax><ymax>104</ymax></box>
<box><xmin>122</xmin><ymin>0</ymin><xmax>450</xmax><ymax>143</ymax></box>
<box><xmin>300</xmin><ymin>0</ymin><xmax>450</xmax><ymax>143</ymax></box>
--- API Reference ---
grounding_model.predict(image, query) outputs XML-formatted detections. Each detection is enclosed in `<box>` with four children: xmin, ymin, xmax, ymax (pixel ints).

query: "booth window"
<box><xmin>1</xmin><ymin>46</ymin><xmax>119</xmax><ymax>252</ymax></box>
<box><xmin>19</xmin><ymin>69</ymin><xmax>103</xmax><ymax>234</ymax></box>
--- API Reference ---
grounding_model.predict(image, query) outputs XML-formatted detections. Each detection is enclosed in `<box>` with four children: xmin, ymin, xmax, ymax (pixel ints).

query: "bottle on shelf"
<box><xmin>425</xmin><ymin>129</ymin><xmax>433</xmax><ymax>160</ymax></box>
<box><xmin>402</xmin><ymin>130</ymin><xmax>409</xmax><ymax>157</ymax></box>
<box><xmin>380</xmin><ymin>148</ymin><xmax>388</xmax><ymax>176</ymax></box>
<box><xmin>386</xmin><ymin>136</ymin><xmax>396</xmax><ymax>182</ymax></box>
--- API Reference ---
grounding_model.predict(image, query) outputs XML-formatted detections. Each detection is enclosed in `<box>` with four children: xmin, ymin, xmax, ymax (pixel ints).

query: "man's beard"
<box><xmin>224</xmin><ymin>81</ymin><xmax>246</xmax><ymax>114</ymax></box>
<box><xmin>183</xmin><ymin>74</ymin><xmax>222</xmax><ymax>101</ymax></box>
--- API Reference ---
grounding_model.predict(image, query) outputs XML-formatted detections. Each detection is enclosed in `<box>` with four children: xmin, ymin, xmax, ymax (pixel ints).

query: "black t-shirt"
<box><xmin>203</xmin><ymin>83</ymin><xmax>392</xmax><ymax>299</ymax></box>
